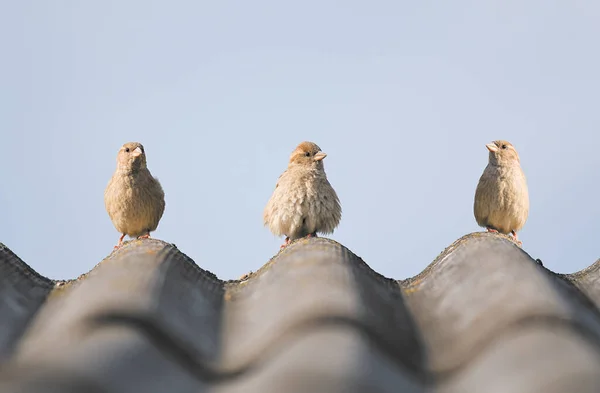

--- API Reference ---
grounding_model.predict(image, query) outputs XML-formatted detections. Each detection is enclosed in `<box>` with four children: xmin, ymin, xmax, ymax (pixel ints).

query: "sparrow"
<box><xmin>263</xmin><ymin>141</ymin><xmax>341</xmax><ymax>249</ymax></box>
<box><xmin>104</xmin><ymin>142</ymin><xmax>165</xmax><ymax>249</ymax></box>
<box><xmin>474</xmin><ymin>140</ymin><xmax>529</xmax><ymax>244</ymax></box>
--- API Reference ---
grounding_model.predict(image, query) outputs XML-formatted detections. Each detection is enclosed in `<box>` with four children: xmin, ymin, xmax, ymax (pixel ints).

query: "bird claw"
<box><xmin>486</xmin><ymin>228</ymin><xmax>522</xmax><ymax>245</ymax></box>
<box><xmin>137</xmin><ymin>234</ymin><xmax>151</xmax><ymax>240</ymax></box>
<box><xmin>280</xmin><ymin>237</ymin><xmax>291</xmax><ymax>250</ymax></box>
<box><xmin>510</xmin><ymin>230</ymin><xmax>523</xmax><ymax>246</ymax></box>
<box><xmin>114</xmin><ymin>234</ymin><xmax>126</xmax><ymax>250</ymax></box>
<box><xmin>511</xmin><ymin>232</ymin><xmax>523</xmax><ymax>247</ymax></box>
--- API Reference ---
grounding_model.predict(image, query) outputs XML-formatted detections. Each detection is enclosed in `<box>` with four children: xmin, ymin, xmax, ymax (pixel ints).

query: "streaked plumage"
<box><xmin>264</xmin><ymin>141</ymin><xmax>341</xmax><ymax>248</ymax></box>
<box><xmin>104</xmin><ymin>142</ymin><xmax>165</xmax><ymax>248</ymax></box>
<box><xmin>474</xmin><ymin>140</ymin><xmax>529</xmax><ymax>243</ymax></box>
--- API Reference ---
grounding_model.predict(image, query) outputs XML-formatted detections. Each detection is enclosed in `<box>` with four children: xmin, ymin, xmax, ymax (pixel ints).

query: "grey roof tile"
<box><xmin>0</xmin><ymin>233</ymin><xmax>599</xmax><ymax>392</ymax></box>
<box><xmin>0</xmin><ymin>243</ymin><xmax>54</xmax><ymax>362</ymax></box>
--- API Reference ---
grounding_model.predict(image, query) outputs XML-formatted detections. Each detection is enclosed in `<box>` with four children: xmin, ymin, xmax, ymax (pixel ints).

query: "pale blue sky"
<box><xmin>1</xmin><ymin>1</ymin><xmax>599</xmax><ymax>280</ymax></box>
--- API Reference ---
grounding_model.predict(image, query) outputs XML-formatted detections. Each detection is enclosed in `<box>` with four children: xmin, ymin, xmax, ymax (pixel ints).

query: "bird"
<box><xmin>263</xmin><ymin>141</ymin><xmax>342</xmax><ymax>249</ymax></box>
<box><xmin>474</xmin><ymin>140</ymin><xmax>529</xmax><ymax>244</ymax></box>
<box><xmin>104</xmin><ymin>142</ymin><xmax>165</xmax><ymax>249</ymax></box>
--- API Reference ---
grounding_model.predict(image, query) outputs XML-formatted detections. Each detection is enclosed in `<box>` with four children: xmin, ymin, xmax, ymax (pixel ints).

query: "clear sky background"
<box><xmin>1</xmin><ymin>1</ymin><xmax>599</xmax><ymax>281</ymax></box>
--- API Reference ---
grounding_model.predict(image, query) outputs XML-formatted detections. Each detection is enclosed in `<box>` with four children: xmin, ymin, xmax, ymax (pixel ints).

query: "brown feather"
<box><xmin>263</xmin><ymin>141</ymin><xmax>341</xmax><ymax>240</ymax></box>
<box><xmin>104</xmin><ymin>142</ymin><xmax>165</xmax><ymax>239</ymax></box>
<box><xmin>474</xmin><ymin>140</ymin><xmax>529</xmax><ymax>235</ymax></box>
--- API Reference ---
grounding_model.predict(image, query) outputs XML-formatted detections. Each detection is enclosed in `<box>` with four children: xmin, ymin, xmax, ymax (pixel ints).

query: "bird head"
<box><xmin>486</xmin><ymin>140</ymin><xmax>520</xmax><ymax>166</ymax></box>
<box><xmin>117</xmin><ymin>142</ymin><xmax>147</xmax><ymax>172</ymax></box>
<box><xmin>288</xmin><ymin>141</ymin><xmax>327</xmax><ymax>169</ymax></box>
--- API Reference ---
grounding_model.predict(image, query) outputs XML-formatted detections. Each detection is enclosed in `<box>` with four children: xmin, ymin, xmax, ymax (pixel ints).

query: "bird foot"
<box><xmin>137</xmin><ymin>234</ymin><xmax>151</xmax><ymax>240</ymax></box>
<box><xmin>306</xmin><ymin>233</ymin><xmax>318</xmax><ymax>238</ymax></box>
<box><xmin>114</xmin><ymin>234</ymin><xmax>126</xmax><ymax>250</ymax></box>
<box><xmin>280</xmin><ymin>237</ymin><xmax>290</xmax><ymax>250</ymax></box>
<box><xmin>486</xmin><ymin>228</ymin><xmax>499</xmax><ymax>233</ymax></box>
<box><xmin>511</xmin><ymin>231</ymin><xmax>523</xmax><ymax>246</ymax></box>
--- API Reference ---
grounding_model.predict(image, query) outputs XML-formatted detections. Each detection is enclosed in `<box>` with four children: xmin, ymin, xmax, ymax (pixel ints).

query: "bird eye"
<box><xmin>125</xmin><ymin>148</ymin><xmax>130</xmax><ymax>152</ymax></box>
<box><xmin>501</xmin><ymin>144</ymin><xmax>507</xmax><ymax>149</ymax></box>
<box><xmin>305</xmin><ymin>152</ymin><xmax>311</xmax><ymax>157</ymax></box>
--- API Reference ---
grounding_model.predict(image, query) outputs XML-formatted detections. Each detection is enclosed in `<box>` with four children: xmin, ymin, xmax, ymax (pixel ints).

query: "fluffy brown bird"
<box><xmin>104</xmin><ymin>142</ymin><xmax>165</xmax><ymax>249</ymax></box>
<box><xmin>264</xmin><ymin>141</ymin><xmax>341</xmax><ymax>249</ymax></box>
<box><xmin>474</xmin><ymin>140</ymin><xmax>529</xmax><ymax>243</ymax></box>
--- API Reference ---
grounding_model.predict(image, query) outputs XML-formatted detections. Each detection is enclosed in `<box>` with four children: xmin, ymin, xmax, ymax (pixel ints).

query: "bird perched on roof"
<box><xmin>264</xmin><ymin>141</ymin><xmax>342</xmax><ymax>249</ymax></box>
<box><xmin>104</xmin><ymin>142</ymin><xmax>165</xmax><ymax>249</ymax></box>
<box><xmin>474</xmin><ymin>140</ymin><xmax>529</xmax><ymax>244</ymax></box>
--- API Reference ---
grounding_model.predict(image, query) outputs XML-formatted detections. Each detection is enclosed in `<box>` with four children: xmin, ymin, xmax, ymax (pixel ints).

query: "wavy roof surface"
<box><xmin>1</xmin><ymin>233</ymin><xmax>599</xmax><ymax>393</ymax></box>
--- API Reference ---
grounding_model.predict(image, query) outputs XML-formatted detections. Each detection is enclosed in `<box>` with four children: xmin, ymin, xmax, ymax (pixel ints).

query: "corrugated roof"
<box><xmin>1</xmin><ymin>233</ymin><xmax>600</xmax><ymax>392</ymax></box>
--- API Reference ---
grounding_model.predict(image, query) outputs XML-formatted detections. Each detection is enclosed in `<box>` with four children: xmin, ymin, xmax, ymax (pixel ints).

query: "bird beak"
<box><xmin>486</xmin><ymin>143</ymin><xmax>499</xmax><ymax>153</ymax></box>
<box><xmin>314</xmin><ymin>152</ymin><xmax>327</xmax><ymax>161</ymax></box>
<box><xmin>132</xmin><ymin>146</ymin><xmax>143</xmax><ymax>157</ymax></box>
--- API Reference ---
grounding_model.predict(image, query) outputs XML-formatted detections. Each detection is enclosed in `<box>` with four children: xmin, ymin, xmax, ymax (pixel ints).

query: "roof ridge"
<box><xmin>0</xmin><ymin>243</ymin><xmax>54</xmax><ymax>289</ymax></box>
<box><xmin>2</xmin><ymin>233</ymin><xmax>600</xmax><ymax>285</ymax></box>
